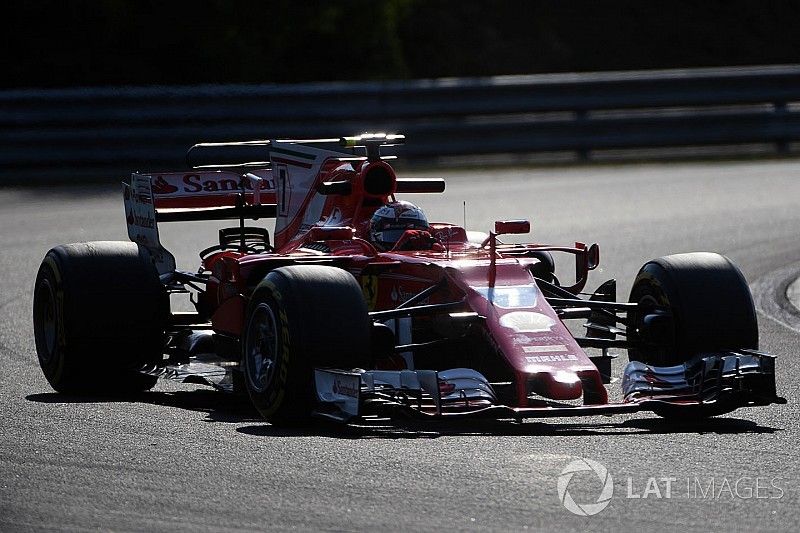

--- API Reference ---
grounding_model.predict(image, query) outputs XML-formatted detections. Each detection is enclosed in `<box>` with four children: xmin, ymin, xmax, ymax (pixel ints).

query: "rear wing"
<box><xmin>122</xmin><ymin>134</ymin><xmax>441</xmax><ymax>274</ymax></box>
<box><xmin>145</xmin><ymin>169</ymin><xmax>276</xmax><ymax>217</ymax></box>
<box><xmin>123</xmin><ymin>169</ymin><xmax>276</xmax><ymax>275</ymax></box>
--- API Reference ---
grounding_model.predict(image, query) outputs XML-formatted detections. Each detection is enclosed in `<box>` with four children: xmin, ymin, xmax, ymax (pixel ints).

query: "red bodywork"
<box><xmin>148</xmin><ymin>141</ymin><xmax>606</xmax><ymax>409</ymax></box>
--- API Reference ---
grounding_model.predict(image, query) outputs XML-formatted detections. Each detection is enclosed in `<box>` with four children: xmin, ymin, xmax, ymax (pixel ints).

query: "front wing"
<box><xmin>312</xmin><ymin>350</ymin><xmax>785</xmax><ymax>422</ymax></box>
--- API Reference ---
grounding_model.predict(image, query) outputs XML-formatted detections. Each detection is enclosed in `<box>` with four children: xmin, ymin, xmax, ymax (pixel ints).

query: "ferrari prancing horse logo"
<box><xmin>361</xmin><ymin>275</ymin><xmax>379</xmax><ymax>311</ymax></box>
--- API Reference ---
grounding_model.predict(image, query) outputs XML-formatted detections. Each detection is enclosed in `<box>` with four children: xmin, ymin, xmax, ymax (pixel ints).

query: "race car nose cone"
<box><xmin>553</xmin><ymin>370</ymin><xmax>581</xmax><ymax>386</ymax></box>
<box><xmin>529</xmin><ymin>370</ymin><xmax>583</xmax><ymax>401</ymax></box>
<box><xmin>499</xmin><ymin>311</ymin><xmax>555</xmax><ymax>333</ymax></box>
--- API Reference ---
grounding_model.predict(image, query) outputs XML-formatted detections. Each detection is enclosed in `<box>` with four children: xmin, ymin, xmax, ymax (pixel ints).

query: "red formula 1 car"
<box><xmin>33</xmin><ymin>134</ymin><xmax>784</xmax><ymax>425</ymax></box>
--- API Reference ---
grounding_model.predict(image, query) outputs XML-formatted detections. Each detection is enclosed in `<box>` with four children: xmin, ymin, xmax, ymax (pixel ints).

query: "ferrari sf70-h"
<box><xmin>33</xmin><ymin>134</ymin><xmax>784</xmax><ymax>425</ymax></box>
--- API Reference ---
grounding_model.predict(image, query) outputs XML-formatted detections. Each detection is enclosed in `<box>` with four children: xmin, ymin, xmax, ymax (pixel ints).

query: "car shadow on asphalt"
<box><xmin>25</xmin><ymin>389</ymin><xmax>263</xmax><ymax>424</ymax></box>
<box><xmin>26</xmin><ymin>390</ymin><xmax>781</xmax><ymax>439</ymax></box>
<box><xmin>235</xmin><ymin>415</ymin><xmax>781</xmax><ymax>440</ymax></box>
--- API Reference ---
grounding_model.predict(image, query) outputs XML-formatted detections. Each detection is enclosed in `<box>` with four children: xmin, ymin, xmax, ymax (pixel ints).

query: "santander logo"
<box><xmin>145</xmin><ymin>172</ymin><xmax>276</xmax><ymax>197</ymax></box>
<box><xmin>152</xmin><ymin>176</ymin><xmax>178</xmax><ymax>194</ymax></box>
<box><xmin>332</xmin><ymin>379</ymin><xmax>359</xmax><ymax>398</ymax></box>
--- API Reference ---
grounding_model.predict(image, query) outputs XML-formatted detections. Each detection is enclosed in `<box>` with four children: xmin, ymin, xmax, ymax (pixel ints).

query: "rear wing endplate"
<box><xmin>123</xmin><ymin>174</ymin><xmax>176</xmax><ymax>276</ymax></box>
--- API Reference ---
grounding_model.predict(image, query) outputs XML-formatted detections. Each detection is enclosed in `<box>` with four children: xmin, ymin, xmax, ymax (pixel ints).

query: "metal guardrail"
<box><xmin>1</xmin><ymin>65</ymin><xmax>799</xmax><ymax>182</ymax></box>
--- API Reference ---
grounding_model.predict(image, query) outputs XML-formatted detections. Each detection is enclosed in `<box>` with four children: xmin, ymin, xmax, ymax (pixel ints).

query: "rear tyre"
<box><xmin>33</xmin><ymin>242</ymin><xmax>167</xmax><ymax>393</ymax></box>
<box><xmin>243</xmin><ymin>265</ymin><xmax>370</xmax><ymax>425</ymax></box>
<box><xmin>628</xmin><ymin>252</ymin><xmax>757</xmax><ymax>367</ymax></box>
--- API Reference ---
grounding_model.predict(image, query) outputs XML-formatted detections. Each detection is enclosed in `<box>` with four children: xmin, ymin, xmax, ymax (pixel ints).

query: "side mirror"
<box><xmin>494</xmin><ymin>220</ymin><xmax>530</xmax><ymax>235</ymax></box>
<box><xmin>487</xmin><ymin>220</ymin><xmax>530</xmax><ymax>287</ymax></box>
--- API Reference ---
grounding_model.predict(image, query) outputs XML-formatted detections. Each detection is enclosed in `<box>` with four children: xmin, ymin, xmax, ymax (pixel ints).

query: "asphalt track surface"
<box><xmin>1</xmin><ymin>160</ymin><xmax>799</xmax><ymax>532</ymax></box>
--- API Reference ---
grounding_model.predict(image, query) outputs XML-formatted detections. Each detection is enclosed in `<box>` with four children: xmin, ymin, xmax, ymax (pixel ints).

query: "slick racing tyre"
<box><xmin>527</xmin><ymin>250</ymin><xmax>557</xmax><ymax>284</ymax></box>
<box><xmin>628</xmin><ymin>252</ymin><xmax>758</xmax><ymax>367</ymax></box>
<box><xmin>33</xmin><ymin>241</ymin><xmax>167</xmax><ymax>393</ymax></box>
<box><xmin>243</xmin><ymin>265</ymin><xmax>370</xmax><ymax>425</ymax></box>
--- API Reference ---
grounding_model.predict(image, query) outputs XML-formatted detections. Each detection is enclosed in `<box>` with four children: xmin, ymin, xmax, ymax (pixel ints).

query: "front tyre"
<box><xmin>628</xmin><ymin>252</ymin><xmax>758</xmax><ymax>366</ymax></box>
<box><xmin>243</xmin><ymin>265</ymin><xmax>370</xmax><ymax>425</ymax></box>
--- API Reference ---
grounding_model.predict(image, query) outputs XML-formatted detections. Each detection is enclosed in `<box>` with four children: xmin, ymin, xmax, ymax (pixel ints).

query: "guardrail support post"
<box><xmin>774</xmin><ymin>101</ymin><xmax>790</xmax><ymax>154</ymax></box>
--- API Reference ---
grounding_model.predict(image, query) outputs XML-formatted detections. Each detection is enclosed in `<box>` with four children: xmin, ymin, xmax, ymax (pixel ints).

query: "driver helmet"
<box><xmin>369</xmin><ymin>200</ymin><xmax>430</xmax><ymax>250</ymax></box>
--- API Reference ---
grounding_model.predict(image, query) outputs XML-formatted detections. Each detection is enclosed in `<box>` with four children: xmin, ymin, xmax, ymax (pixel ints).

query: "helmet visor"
<box><xmin>374</xmin><ymin>228</ymin><xmax>409</xmax><ymax>247</ymax></box>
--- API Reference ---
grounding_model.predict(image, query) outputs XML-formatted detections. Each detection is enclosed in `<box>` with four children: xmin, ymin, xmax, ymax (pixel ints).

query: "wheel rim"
<box><xmin>245</xmin><ymin>303</ymin><xmax>279</xmax><ymax>393</ymax></box>
<box><xmin>631</xmin><ymin>291</ymin><xmax>674</xmax><ymax>365</ymax></box>
<box><xmin>34</xmin><ymin>278</ymin><xmax>58</xmax><ymax>365</ymax></box>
